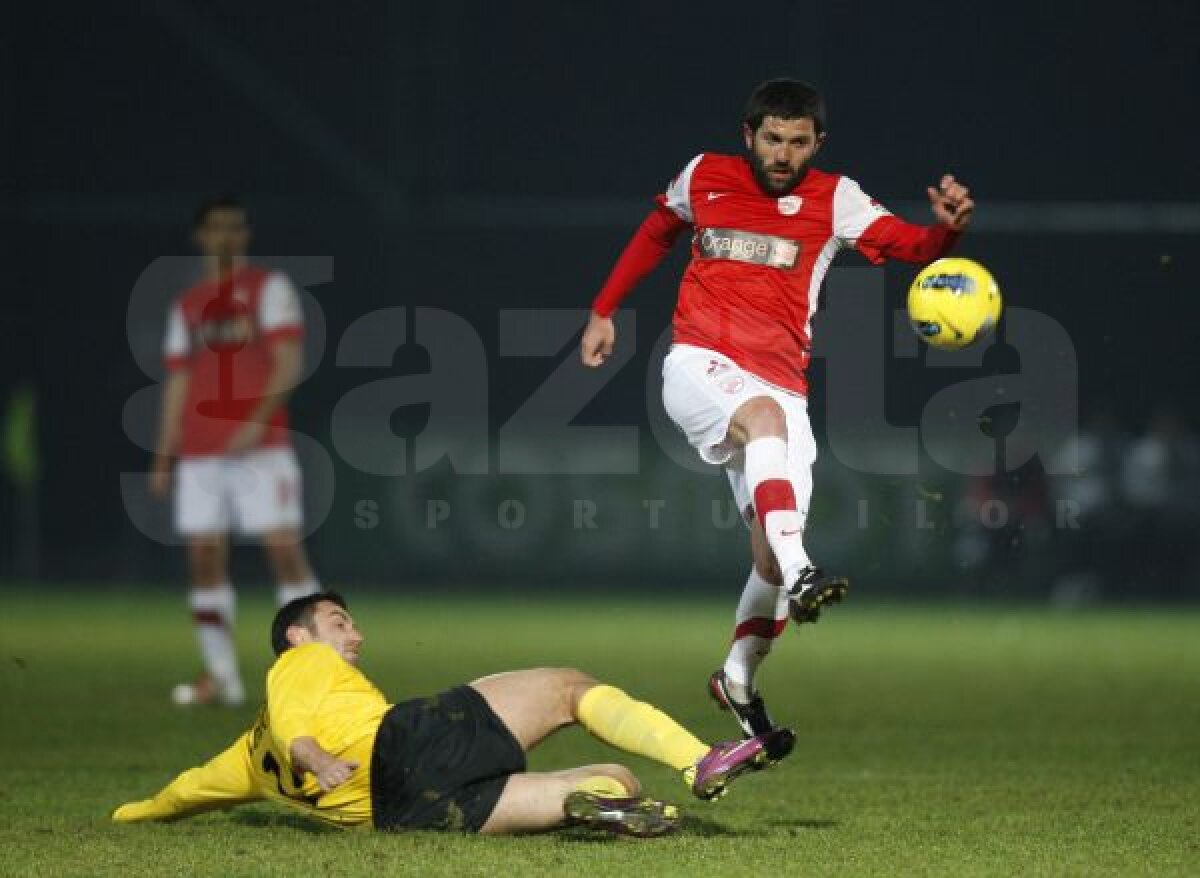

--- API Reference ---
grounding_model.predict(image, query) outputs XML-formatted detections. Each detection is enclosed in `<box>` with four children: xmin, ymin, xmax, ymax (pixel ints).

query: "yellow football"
<box><xmin>906</xmin><ymin>257</ymin><xmax>1003</xmax><ymax>351</ymax></box>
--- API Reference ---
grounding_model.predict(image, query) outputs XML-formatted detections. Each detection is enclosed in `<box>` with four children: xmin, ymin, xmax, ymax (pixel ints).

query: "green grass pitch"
<box><xmin>1</xmin><ymin>588</ymin><xmax>1197</xmax><ymax>876</ymax></box>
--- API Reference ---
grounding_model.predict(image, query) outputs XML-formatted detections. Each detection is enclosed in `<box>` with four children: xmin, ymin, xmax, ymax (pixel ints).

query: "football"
<box><xmin>907</xmin><ymin>257</ymin><xmax>1003</xmax><ymax>350</ymax></box>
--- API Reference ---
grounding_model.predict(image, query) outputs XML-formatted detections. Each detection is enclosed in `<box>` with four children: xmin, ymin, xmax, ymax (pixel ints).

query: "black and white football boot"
<box><xmin>707</xmin><ymin>670</ymin><xmax>796</xmax><ymax>765</ymax></box>
<box><xmin>787</xmin><ymin>566</ymin><xmax>849</xmax><ymax>626</ymax></box>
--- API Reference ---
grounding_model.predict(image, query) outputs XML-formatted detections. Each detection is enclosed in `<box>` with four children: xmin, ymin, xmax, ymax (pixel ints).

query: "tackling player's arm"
<box><xmin>581</xmin><ymin>158</ymin><xmax>697</xmax><ymax>367</ymax></box>
<box><xmin>112</xmin><ymin>733</ymin><xmax>261</xmax><ymax>822</ymax></box>
<box><xmin>268</xmin><ymin>644</ymin><xmax>359</xmax><ymax>793</ymax></box>
<box><xmin>288</xmin><ymin>736</ymin><xmax>359</xmax><ymax>792</ymax></box>
<box><xmin>151</xmin><ymin>303</ymin><xmax>191</xmax><ymax>498</ymax></box>
<box><xmin>854</xmin><ymin>174</ymin><xmax>975</xmax><ymax>264</ymax></box>
<box><xmin>226</xmin><ymin>273</ymin><xmax>305</xmax><ymax>454</ymax></box>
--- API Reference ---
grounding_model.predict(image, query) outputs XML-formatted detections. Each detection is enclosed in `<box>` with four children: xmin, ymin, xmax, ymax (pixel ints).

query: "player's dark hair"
<box><xmin>271</xmin><ymin>592</ymin><xmax>349</xmax><ymax>656</ymax></box>
<box><xmin>743</xmin><ymin>79</ymin><xmax>826</xmax><ymax>135</ymax></box>
<box><xmin>192</xmin><ymin>195</ymin><xmax>246</xmax><ymax>229</ymax></box>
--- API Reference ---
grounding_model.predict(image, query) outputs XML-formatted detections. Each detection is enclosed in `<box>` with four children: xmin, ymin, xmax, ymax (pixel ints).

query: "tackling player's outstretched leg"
<box><xmin>471</xmin><ymin>668</ymin><xmax>793</xmax><ymax>834</ymax></box>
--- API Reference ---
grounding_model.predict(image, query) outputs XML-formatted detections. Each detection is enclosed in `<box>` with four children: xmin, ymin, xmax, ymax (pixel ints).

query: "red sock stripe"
<box><xmin>733</xmin><ymin>616</ymin><xmax>788</xmax><ymax>641</ymax></box>
<box><xmin>192</xmin><ymin>609</ymin><xmax>227</xmax><ymax>627</ymax></box>
<box><xmin>753</xmin><ymin>479</ymin><xmax>797</xmax><ymax>517</ymax></box>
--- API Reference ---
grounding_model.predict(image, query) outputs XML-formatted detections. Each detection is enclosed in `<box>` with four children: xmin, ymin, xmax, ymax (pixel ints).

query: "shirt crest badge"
<box><xmin>777</xmin><ymin>195</ymin><xmax>803</xmax><ymax>216</ymax></box>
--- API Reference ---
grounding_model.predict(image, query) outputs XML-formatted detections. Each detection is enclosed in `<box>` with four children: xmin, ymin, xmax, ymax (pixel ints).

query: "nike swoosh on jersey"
<box><xmin>706</xmin><ymin>192</ymin><xmax>728</xmax><ymax>200</ymax></box>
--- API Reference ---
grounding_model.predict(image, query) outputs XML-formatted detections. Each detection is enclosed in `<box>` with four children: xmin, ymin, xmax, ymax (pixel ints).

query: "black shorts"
<box><xmin>370</xmin><ymin>685</ymin><xmax>526</xmax><ymax>832</ymax></box>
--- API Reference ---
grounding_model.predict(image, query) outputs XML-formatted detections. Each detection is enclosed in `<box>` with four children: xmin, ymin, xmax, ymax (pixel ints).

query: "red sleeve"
<box><xmin>591</xmin><ymin>201</ymin><xmax>690</xmax><ymax>317</ymax></box>
<box><xmin>856</xmin><ymin>216</ymin><xmax>961</xmax><ymax>265</ymax></box>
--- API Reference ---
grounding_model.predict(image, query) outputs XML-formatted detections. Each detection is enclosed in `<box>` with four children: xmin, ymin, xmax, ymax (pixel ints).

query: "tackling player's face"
<box><xmin>194</xmin><ymin>207</ymin><xmax>250</xmax><ymax>266</ymax></box>
<box><xmin>294</xmin><ymin>601</ymin><xmax>365</xmax><ymax>665</ymax></box>
<box><xmin>744</xmin><ymin>116</ymin><xmax>824</xmax><ymax>195</ymax></box>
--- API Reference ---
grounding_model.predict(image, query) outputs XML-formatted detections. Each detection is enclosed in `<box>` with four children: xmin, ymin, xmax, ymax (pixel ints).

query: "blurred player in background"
<box><xmin>150</xmin><ymin>197</ymin><xmax>320</xmax><ymax>706</ymax></box>
<box><xmin>580</xmin><ymin>80</ymin><xmax>974</xmax><ymax>747</ymax></box>
<box><xmin>113</xmin><ymin>593</ymin><xmax>789</xmax><ymax>836</ymax></box>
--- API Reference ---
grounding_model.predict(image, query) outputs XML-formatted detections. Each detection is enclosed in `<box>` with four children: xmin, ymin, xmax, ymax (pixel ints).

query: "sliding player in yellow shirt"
<box><xmin>112</xmin><ymin>593</ymin><xmax>792</xmax><ymax>836</ymax></box>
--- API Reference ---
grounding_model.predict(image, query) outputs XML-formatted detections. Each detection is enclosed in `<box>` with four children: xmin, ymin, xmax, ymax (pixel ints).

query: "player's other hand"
<box><xmin>313</xmin><ymin>756</ymin><xmax>359</xmax><ymax>793</ymax></box>
<box><xmin>149</xmin><ymin>453</ymin><xmax>172</xmax><ymax>498</ymax></box>
<box><xmin>927</xmin><ymin>174</ymin><xmax>974</xmax><ymax>231</ymax></box>
<box><xmin>225</xmin><ymin>420</ymin><xmax>266</xmax><ymax>455</ymax></box>
<box><xmin>581</xmin><ymin>312</ymin><xmax>615</xmax><ymax>367</ymax></box>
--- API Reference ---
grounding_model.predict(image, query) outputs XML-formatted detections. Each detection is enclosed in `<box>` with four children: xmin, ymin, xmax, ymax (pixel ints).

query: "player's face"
<box><xmin>743</xmin><ymin>116</ymin><xmax>824</xmax><ymax>195</ymax></box>
<box><xmin>193</xmin><ymin>207</ymin><xmax>250</xmax><ymax>265</ymax></box>
<box><xmin>307</xmin><ymin>602</ymin><xmax>366</xmax><ymax>665</ymax></box>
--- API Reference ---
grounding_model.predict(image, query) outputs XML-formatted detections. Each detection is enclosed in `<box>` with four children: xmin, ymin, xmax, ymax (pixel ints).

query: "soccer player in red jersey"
<box><xmin>580</xmin><ymin>80</ymin><xmax>974</xmax><ymax>749</ymax></box>
<box><xmin>150</xmin><ymin>197</ymin><xmax>322</xmax><ymax>706</ymax></box>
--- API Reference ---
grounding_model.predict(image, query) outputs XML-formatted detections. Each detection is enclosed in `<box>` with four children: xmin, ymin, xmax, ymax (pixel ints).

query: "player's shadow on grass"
<box><xmin>680</xmin><ymin>815</ymin><xmax>765</xmax><ymax>837</ymax></box>
<box><xmin>679</xmin><ymin>816</ymin><xmax>838</xmax><ymax>837</ymax></box>
<box><xmin>556</xmin><ymin>816</ymin><xmax>762</xmax><ymax>843</ymax></box>
<box><xmin>230</xmin><ymin>810</ymin><xmax>340</xmax><ymax>834</ymax></box>
<box><xmin>767</xmin><ymin>818</ymin><xmax>840</xmax><ymax>831</ymax></box>
<box><xmin>560</xmin><ymin>815</ymin><xmax>837</xmax><ymax>841</ymax></box>
<box><xmin>561</xmin><ymin>816</ymin><xmax>767</xmax><ymax>841</ymax></box>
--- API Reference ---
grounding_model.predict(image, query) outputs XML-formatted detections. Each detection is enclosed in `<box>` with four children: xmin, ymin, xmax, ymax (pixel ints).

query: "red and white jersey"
<box><xmin>163</xmin><ymin>264</ymin><xmax>303</xmax><ymax>456</ymax></box>
<box><xmin>592</xmin><ymin>152</ymin><xmax>958</xmax><ymax>395</ymax></box>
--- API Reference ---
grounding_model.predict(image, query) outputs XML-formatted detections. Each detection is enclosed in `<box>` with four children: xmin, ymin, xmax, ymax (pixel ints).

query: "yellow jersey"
<box><xmin>114</xmin><ymin>643</ymin><xmax>391</xmax><ymax>828</ymax></box>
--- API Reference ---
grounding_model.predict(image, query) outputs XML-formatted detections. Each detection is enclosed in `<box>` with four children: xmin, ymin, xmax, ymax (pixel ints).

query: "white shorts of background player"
<box><xmin>175</xmin><ymin>447</ymin><xmax>304</xmax><ymax>536</ymax></box>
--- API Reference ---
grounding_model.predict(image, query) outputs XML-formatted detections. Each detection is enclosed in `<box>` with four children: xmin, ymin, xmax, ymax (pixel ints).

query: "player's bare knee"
<box><xmin>558</xmin><ymin>668</ymin><xmax>599</xmax><ymax>719</ymax></box>
<box><xmin>732</xmin><ymin>396</ymin><xmax>787</xmax><ymax>442</ymax></box>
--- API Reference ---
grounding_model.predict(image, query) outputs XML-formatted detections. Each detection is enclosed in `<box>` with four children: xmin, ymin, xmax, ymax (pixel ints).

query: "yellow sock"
<box><xmin>577</xmin><ymin>684</ymin><xmax>709</xmax><ymax>772</ymax></box>
<box><xmin>573</xmin><ymin>775</ymin><xmax>630</xmax><ymax>798</ymax></box>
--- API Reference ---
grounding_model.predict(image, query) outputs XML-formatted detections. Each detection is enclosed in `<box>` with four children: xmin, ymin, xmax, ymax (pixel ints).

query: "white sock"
<box><xmin>190</xmin><ymin>584</ymin><xmax>243</xmax><ymax>698</ymax></box>
<box><xmin>723</xmin><ymin>568</ymin><xmax>790</xmax><ymax>697</ymax></box>
<box><xmin>276</xmin><ymin>579</ymin><xmax>321</xmax><ymax>608</ymax></box>
<box><xmin>744</xmin><ymin>437</ymin><xmax>811</xmax><ymax>586</ymax></box>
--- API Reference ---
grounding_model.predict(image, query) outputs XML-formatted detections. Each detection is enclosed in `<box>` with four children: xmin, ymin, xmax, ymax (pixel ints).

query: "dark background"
<box><xmin>2</xmin><ymin>1</ymin><xmax>1198</xmax><ymax>593</ymax></box>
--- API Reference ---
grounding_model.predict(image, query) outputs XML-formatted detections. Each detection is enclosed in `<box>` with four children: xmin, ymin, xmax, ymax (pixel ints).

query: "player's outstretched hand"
<box><xmin>927</xmin><ymin>174</ymin><xmax>974</xmax><ymax>231</ymax></box>
<box><xmin>313</xmin><ymin>756</ymin><xmax>359</xmax><ymax>793</ymax></box>
<box><xmin>112</xmin><ymin>798</ymin><xmax>172</xmax><ymax>822</ymax></box>
<box><xmin>581</xmin><ymin>312</ymin><xmax>615</xmax><ymax>367</ymax></box>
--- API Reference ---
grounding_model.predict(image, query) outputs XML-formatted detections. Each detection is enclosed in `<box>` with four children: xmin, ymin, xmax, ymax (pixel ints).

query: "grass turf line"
<box><xmin>1</xmin><ymin>588</ymin><xmax>1197</xmax><ymax>876</ymax></box>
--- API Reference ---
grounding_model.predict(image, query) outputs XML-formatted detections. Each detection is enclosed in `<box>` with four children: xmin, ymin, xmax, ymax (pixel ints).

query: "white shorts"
<box><xmin>175</xmin><ymin>447</ymin><xmax>304</xmax><ymax>537</ymax></box>
<box><xmin>662</xmin><ymin>344</ymin><xmax>817</xmax><ymax>523</ymax></box>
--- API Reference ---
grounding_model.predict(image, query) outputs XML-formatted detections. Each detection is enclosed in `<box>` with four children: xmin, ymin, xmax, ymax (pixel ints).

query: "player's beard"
<box><xmin>749</xmin><ymin>154</ymin><xmax>807</xmax><ymax>196</ymax></box>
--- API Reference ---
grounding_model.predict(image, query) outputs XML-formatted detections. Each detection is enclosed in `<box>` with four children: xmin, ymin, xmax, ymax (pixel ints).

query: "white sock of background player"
<box><xmin>187</xmin><ymin>584</ymin><xmax>243</xmax><ymax>703</ymax></box>
<box><xmin>276</xmin><ymin>579</ymin><xmax>321</xmax><ymax>608</ymax></box>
